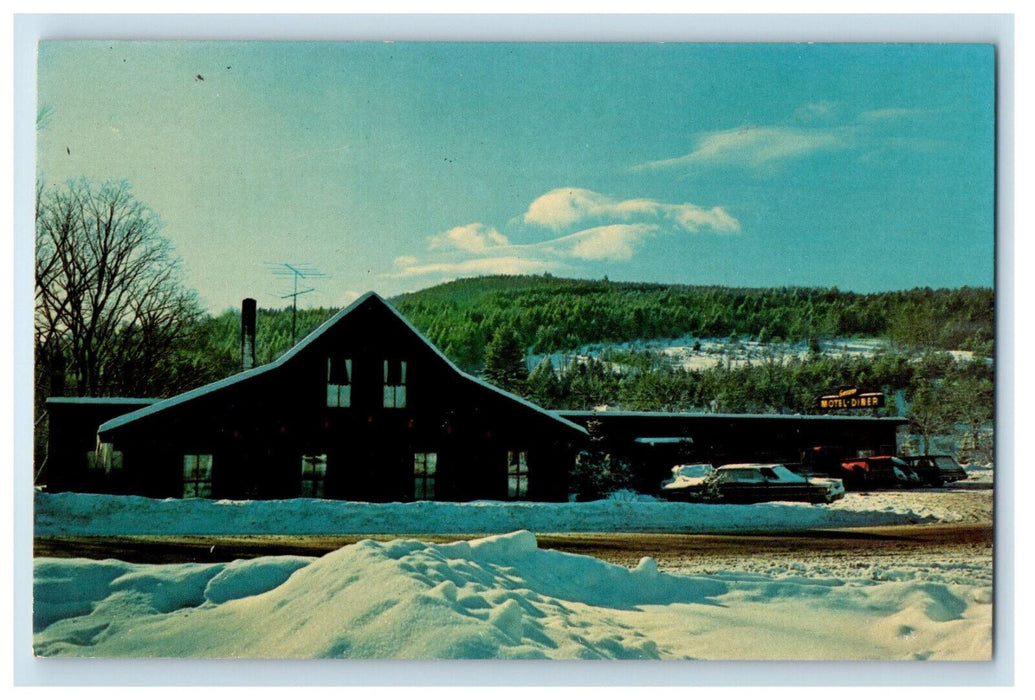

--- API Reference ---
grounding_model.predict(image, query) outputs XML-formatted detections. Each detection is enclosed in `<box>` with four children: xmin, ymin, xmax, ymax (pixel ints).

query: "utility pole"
<box><xmin>267</xmin><ymin>263</ymin><xmax>326</xmax><ymax>345</ymax></box>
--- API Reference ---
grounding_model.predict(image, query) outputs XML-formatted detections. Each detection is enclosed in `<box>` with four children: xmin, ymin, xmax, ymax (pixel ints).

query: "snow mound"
<box><xmin>34</xmin><ymin>531</ymin><xmax>715</xmax><ymax>659</ymax></box>
<box><xmin>33</xmin><ymin>531</ymin><xmax>991</xmax><ymax>660</ymax></box>
<box><xmin>203</xmin><ymin>556</ymin><xmax>312</xmax><ymax>604</ymax></box>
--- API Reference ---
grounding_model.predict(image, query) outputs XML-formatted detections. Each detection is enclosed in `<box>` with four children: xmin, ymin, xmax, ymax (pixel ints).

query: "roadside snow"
<box><xmin>34</xmin><ymin>488</ymin><xmax>992</xmax><ymax>537</ymax></box>
<box><xmin>958</xmin><ymin>462</ymin><xmax>995</xmax><ymax>486</ymax></box>
<box><xmin>33</xmin><ymin>530</ymin><xmax>991</xmax><ymax>660</ymax></box>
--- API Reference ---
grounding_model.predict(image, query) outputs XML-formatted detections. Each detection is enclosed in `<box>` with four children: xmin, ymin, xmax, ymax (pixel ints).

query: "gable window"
<box><xmin>383</xmin><ymin>359</ymin><xmax>407</xmax><ymax>408</ymax></box>
<box><xmin>301</xmin><ymin>454</ymin><xmax>327</xmax><ymax>498</ymax></box>
<box><xmin>507</xmin><ymin>450</ymin><xmax>529</xmax><ymax>499</ymax></box>
<box><xmin>413</xmin><ymin>452</ymin><xmax>437</xmax><ymax>500</ymax></box>
<box><xmin>183</xmin><ymin>454</ymin><xmax>213</xmax><ymax>498</ymax></box>
<box><xmin>327</xmin><ymin>358</ymin><xmax>352</xmax><ymax>408</ymax></box>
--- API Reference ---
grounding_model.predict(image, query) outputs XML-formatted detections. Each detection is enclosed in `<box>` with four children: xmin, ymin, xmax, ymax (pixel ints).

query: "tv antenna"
<box><xmin>267</xmin><ymin>263</ymin><xmax>327</xmax><ymax>344</ymax></box>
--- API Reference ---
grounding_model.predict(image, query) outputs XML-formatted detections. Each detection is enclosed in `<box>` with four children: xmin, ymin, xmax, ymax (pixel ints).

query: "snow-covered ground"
<box><xmin>34</xmin><ymin>486</ymin><xmax>992</xmax><ymax>536</ymax></box>
<box><xmin>33</xmin><ymin>478</ymin><xmax>994</xmax><ymax>661</ymax></box>
<box><xmin>34</xmin><ymin>528</ymin><xmax>992</xmax><ymax>660</ymax></box>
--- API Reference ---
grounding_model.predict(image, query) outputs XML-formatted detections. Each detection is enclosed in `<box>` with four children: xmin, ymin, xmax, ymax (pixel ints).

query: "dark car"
<box><xmin>890</xmin><ymin>459</ymin><xmax>923</xmax><ymax>487</ymax></box>
<box><xmin>898</xmin><ymin>455</ymin><xmax>943</xmax><ymax>486</ymax></box>
<box><xmin>708</xmin><ymin>463</ymin><xmax>846</xmax><ymax>504</ymax></box>
<box><xmin>905</xmin><ymin>454</ymin><xmax>968</xmax><ymax>483</ymax></box>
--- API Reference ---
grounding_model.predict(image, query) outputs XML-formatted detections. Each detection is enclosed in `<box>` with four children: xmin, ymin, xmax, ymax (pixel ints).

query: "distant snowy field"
<box><xmin>33</xmin><ymin>476</ymin><xmax>994</xmax><ymax>660</ymax></box>
<box><xmin>538</xmin><ymin>335</ymin><xmax>985</xmax><ymax>375</ymax></box>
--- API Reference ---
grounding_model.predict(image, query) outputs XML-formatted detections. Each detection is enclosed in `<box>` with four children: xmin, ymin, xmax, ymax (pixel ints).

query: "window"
<box><xmin>183</xmin><ymin>454</ymin><xmax>213</xmax><ymax>498</ymax></box>
<box><xmin>301</xmin><ymin>454</ymin><xmax>327</xmax><ymax>498</ymax></box>
<box><xmin>719</xmin><ymin>469</ymin><xmax>763</xmax><ymax>483</ymax></box>
<box><xmin>413</xmin><ymin>452</ymin><xmax>437</xmax><ymax>500</ymax></box>
<box><xmin>383</xmin><ymin>359</ymin><xmax>407</xmax><ymax>408</ymax></box>
<box><xmin>327</xmin><ymin>358</ymin><xmax>352</xmax><ymax>407</ymax></box>
<box><xmin>88</xmin><ymin>442</ymin><xmax>123</xmax><ymax>474</ymax></box>
<box><xmin>507</xmin><ymin>450</ymin><xmax>528</xmax><ymax>499</ymax></box>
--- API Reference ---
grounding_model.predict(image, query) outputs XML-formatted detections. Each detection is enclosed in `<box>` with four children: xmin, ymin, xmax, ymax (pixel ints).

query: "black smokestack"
<box><xmin>241</xmin><ymin>298</ymin><xmax>257</xmax><ymax>371</ymax></box>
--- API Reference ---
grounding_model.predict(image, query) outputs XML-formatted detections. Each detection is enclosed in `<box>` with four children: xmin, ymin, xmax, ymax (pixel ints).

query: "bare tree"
<box><xmin>35</xmin><ymin>178</ymin><xmax>202</xmax><ymax>399</ymax></box>
<box><xmin>907</xmin><ymin>383</ymin><xmax>953</xmax><ymax>454</ymax></box>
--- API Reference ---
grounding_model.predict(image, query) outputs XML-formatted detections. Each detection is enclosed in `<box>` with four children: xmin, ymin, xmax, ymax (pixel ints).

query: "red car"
<box><xmin>838</xmin><ymin>456</ymin><xmax>903</xmax><ymax>489</ymax></box>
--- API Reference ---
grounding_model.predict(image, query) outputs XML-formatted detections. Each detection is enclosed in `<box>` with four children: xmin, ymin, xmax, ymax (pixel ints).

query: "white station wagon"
<box><xmin>708</xmin><ymin>463</ymin><xmax>846</xmax><ymax>504</ymax></box>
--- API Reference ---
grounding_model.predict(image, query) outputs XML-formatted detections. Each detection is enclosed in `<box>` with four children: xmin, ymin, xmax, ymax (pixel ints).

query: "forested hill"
<box><xmin>98</xmin><ymin>276</ymin><xmax>994</xmax><ymax>456</ymax></box>
<box><xmin>389</xmin><ymin>275</ymin><xmax>994</xmax><ymax>371</ymax></box>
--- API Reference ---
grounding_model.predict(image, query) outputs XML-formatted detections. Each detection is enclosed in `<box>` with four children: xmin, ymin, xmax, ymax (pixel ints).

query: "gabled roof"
<box><xmin>99</xmin><ymin>292</ymin><xmax>586</xmax><ymax>436</ymax></box>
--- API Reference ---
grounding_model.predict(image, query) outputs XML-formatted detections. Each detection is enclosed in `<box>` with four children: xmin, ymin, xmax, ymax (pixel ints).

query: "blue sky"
<box><xmin>36</xmin><ymin>41</ymin><xmax>995</xmax><ymax>313</ymax></box>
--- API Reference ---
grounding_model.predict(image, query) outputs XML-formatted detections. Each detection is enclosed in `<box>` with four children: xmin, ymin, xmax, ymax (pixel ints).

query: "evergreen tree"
<box><xmin>569</xmin><ymin>418</ymin><xmax>634</xmax><ymax>501</ymax></box>
<box><xmin>526</xmin><ymin>357</ymin><xmax>562</xmax><ymax>407</ymax></box>
<box><xmin>483</xmin><ymin>326</ymin><xmax>528</xmax><ymax>394</ymax></box>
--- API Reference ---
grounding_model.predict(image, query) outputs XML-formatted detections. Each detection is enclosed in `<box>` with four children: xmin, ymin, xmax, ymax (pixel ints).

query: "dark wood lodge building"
<box><xmin>74</xmin><ymin>293</ymin><xmax>587</xmax><ymax>502</ymax></box>
<box><xmin>41</xmin><ymin>292</ymin><xmax>906</xmax><ymax>502</ymax></box>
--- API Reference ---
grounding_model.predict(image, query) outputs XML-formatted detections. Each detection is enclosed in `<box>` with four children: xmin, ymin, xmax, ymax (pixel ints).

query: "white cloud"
<box><xmin>523</xmin><ymin>188</ymin><xmax>739</xmax><ymax>234</ymax></box>
<box><xmin>633</xmin><ymin>106</ymin><xmax>937</xmax><ymax>173</ymax></box>
<box><xmin>793</xmin><ymin>101</ymin><xmax>839</xmax><ymax>122</ymax></box>
<box><xmin>559</xmin><ymin>224</ymin><xmax>658</xmax><ymax>262</ymax></box>
<box><xmin>522</xmin><ymin>188</ymin><xmax>613</xmax><ymax>230</ymax></box>
<box><xmin>396</xmin><ymin>189</ymin><xmax>738</xmax><ymax>281</ymax></box>
<box><xmin>667</xmin><ymin>205</ymin><xmax>741</xmax><ymax>234</ymax></box>
<box><xmin>634</xmin><ymin>126</ymin><xmax>846</xmax><ymax>171</ymax></box>
<box><xmin>858</xmin><ymin>107</ymin><xmax>928</xmax><ymax>122</ymax></box>
<box><xmin>389</xmin><ymin>255</ymin><xmax>562</xmax><ymax>279</ymax></box>
<box><xmin>428</xmin><ymin>223</ymin><xmax>509</xmax><ymax>253</ymax></box>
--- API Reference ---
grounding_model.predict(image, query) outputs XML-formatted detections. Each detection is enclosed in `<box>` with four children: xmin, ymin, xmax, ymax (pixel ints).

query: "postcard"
<box><xmin>29</xmin><ymin>37</ymin><xmax>997</xmax><ymax>668</ymax></box>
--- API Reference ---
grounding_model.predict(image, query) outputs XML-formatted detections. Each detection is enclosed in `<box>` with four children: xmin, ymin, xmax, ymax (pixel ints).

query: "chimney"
<box><xmin>241</xmin><ymin>298</ymin><xmax>257</xmax><ymax>371</ymax></box>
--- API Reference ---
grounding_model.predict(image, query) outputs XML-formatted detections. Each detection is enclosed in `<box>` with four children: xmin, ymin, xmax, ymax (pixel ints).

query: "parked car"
<box><xmin>890</xmin><ymin>458</ymin><xmax>923</xmax><ymax>487</ymax></box>
<box><xmin>838</xmin><ymin>456</ymin><xmax>902</xmax><ymax>490</ymax></box>
<box><xmin>904</xmin><ymin>454</ymin><xmax>968</xmax><ymax>483</ymax></box>
<box><xmin>660</xmin><ymin>463</ymin><xmax>715</xmax><ymax>501</ymax></box>
<box><xmin>707</xmin><ymin>463</ymin><xmax>846</xmax><ymax>504</ymax></box>
<box><xmin>801</xmin><ymin>445</ymin><xmax>847</xmax><ymax>478</ymax></box>
<box><xmin>897</xmin><ymin>455</ymin><xmax>943</xmax><ymax>486</ymax></box>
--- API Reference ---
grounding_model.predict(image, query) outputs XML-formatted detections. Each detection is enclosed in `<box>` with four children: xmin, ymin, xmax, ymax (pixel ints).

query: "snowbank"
<box><xmin>956</xmin><ymin>462</ymin><xmax>995</xmax><ymax>488</ymax></box>
<box><xmin>33</xmin><ymin>489</ymin><xmax>991</xmax><ymax>537</ymax></box>
<box><xmin>33</xmin><ymin>530</ymin><xmax>992</xmax><ymax>660</ymax></box>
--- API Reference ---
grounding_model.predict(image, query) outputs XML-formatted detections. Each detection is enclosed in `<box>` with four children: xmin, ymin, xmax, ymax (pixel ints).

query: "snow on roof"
<box><xmin>716</xmin><ymin>463</ymin><xmax>783</xmax><ymax>470</ymax></box>
<box><xmin>98</xmin><ymin>292</ymin><xmax>586</xmax><ymax>436</ymax></box>
<box><xmin>559</xmin><ymin>409</ymin><xmax>906</xmax><ymax>423</ymax></box>
<box><xmin>46</xmin><ymin>397</ymin><xmax>160</xmax><ymax>405</ymax></box>
<box><xmin>632</xmin><ymin>437</ymin><xmax>694</xmax><ymax>445</ymax></box>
